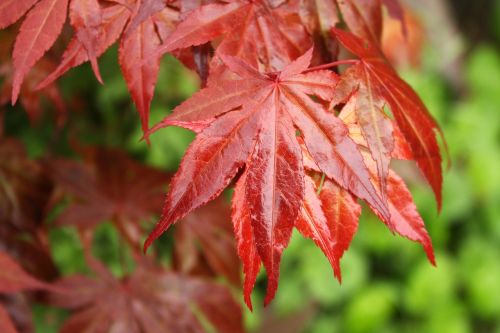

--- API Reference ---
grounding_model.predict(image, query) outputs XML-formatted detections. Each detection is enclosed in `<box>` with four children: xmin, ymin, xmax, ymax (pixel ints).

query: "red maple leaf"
<box><xmin>0</xmin><ymin>251</ymin><xmax>55</xmax><ymax>333</ymax></box>
<box><xmin>173</xmin><ymin>198</ymin><xmax>241</xmax><ymax>287</ymax></box>
<box><xmin>0</xmin><ymin>139</ymin><xmax>59</xmax><ymax>281</ymax></box>
<box><xmin>48</xmin><ymin>147</ymin><xmax>170</xmax><ymax>250</ymax></box>
<box><xmin>145</xmin><ymin>48</ymin><xmax>392</xmax><ymax>305</ymax></box>
<box><xmin>50</xmin><ymin>259</ymin><xmax>244</xmax><ymax>333</ymax></box>
<box><xmin>157</xmin><ymin>0</ymin><xmax>311</xmax><ymax>71</ymax></box>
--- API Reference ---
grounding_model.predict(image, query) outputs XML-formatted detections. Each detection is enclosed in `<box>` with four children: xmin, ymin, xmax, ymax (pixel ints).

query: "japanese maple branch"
<box><xmin>304</xmin><ymin>59</ymin><xmax>360</xmax><ymax>73</ymax></box>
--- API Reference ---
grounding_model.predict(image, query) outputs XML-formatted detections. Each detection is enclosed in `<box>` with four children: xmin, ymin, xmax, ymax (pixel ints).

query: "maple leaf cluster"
<box><xmin>0</xmin><ymin>142</ymin><xmax>244</xmax><ymax>333</ymax></box>
<box><xmin>1</xmin><ymin>0</ymin><xmax>445</xmax><ymax>310</ymax></box>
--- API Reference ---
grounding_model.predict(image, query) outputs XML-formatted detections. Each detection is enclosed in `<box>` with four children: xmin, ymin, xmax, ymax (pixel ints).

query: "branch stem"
<box><xmin>304</xmin><ymin>59</ymin><xmax>359</xmax><ymax>73</ymax></box>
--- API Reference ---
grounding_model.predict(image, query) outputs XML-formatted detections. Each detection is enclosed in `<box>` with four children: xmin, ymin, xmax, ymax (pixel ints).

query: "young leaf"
<box><xmin>337</xmin><ymin>0</ymin><xmax>383</xmax><ymax>45</ymax></box>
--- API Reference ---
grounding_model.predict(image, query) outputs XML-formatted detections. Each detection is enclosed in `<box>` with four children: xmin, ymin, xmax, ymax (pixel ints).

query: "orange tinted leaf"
<box><xmin>333</xmin><ymin>28</ymin><xmax>443</xmax><ymax>208</ymax></box>
<box><xmin>381</xmin><ymin>0</ymin><xmax>407</xmax><ymax>36</ymax></box>
<box><xmin>338</xmin><ymin>0</ymin><xmax>383</xmax><ymax>44</ymax></box>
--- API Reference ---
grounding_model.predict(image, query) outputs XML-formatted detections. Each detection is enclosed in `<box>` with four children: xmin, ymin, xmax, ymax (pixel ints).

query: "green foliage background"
<box><xmin>3</xmin><ymin>6</ymin><xmax>500</xmax><ymax>333</ymax></box>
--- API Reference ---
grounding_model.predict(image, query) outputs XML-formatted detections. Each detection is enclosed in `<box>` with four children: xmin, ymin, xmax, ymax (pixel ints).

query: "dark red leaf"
<box><xmin>48</xmin><ymin>147</ymin><xmax>170</xmax><ymax>250</ymax></box>
<box><xmin>174</xmin><ymin>198</ymin><xmax>241</xmax><ymax>287</ymax></box>
<box><xmin>51</xmin><ymin>260</ymin><xmax>244</xmax><ymax>333</ymax></box>
<box><xmin>0</xmin><ymin>251</ymin><xmax>50</xmax><ymax>293</ymax></box>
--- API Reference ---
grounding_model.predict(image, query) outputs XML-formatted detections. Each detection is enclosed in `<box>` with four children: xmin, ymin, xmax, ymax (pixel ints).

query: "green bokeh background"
<box><xmin>3</xmin><ymin>2</ymin><xmax>500</xmax><ymax>332</ymax></box>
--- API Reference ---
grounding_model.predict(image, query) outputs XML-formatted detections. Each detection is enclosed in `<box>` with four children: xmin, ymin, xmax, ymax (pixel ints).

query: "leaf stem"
<box><xmin>304</xmin><ymin>59</ymin><xmax>360</xmax><ymax>73</ymax></box>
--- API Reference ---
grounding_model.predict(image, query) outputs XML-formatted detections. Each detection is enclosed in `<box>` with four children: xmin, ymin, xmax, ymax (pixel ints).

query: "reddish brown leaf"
<box><xmin>382</xmin><ymin>6</ymin><xmax>424</xmax><ymax>68</ymax></box>
<box><xmin>0</xmin><ymin>32</ymin><xmax>66</xmax><ymax>124</ymax></box>
<box><xmin>48</xmin><ymin>147</ymin><xmax>169</xmax><ymax>250</ymax></box>
<box><xmin>338</xmin><ymin>101</ymin><xmax>434</xmax><ymax>261</ymax></box>
<box><xmin>332</xmin><ymin>28</ymin><xmax>443</xmax><ymax>208</ymax></box>
<box><xmin>145</xmin><ymin>103</ymin><xmax>264</xmax><ymax>247</ymax></box>
<box><xmin>51</xmin><ymin>260</ymin><xmax>244</xmax><ymax>333</ymax></box>
<box><xmin>11</xmin><ymin>0</ymin><xmax>69</xmax><ymax>104</ymax></box>
<box><xmin>298</xmin><ymin>0</ymin><xmax>340</xmax><ymax>52</ymax></box>
<box><xmin>244</xmin><ymin>90</ymin><xmax>304</xmax><ymax>305</ymax></box>
<box><xmin>174</xmin><ymin>198</ymin><xmax>241</xmax><ymax>287</ymax></box>
<box><xmin>159</xmin><ymin>2</ymin><xmax>251</xmax><ymax>53</ymax></box>
<box><xmin>0</xmin><ymin>304</ymin><xmax>18</xmax><ymax>333</ymax></box>
<box><xmin>381</xmin><ymin>0</ymin><xmax>407</xmax><ymax>36</ymax></box>
<box><xmin>0</xmin><ymin>251</ymin><xmax>50</xmax><ymax>293</ymax></box>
